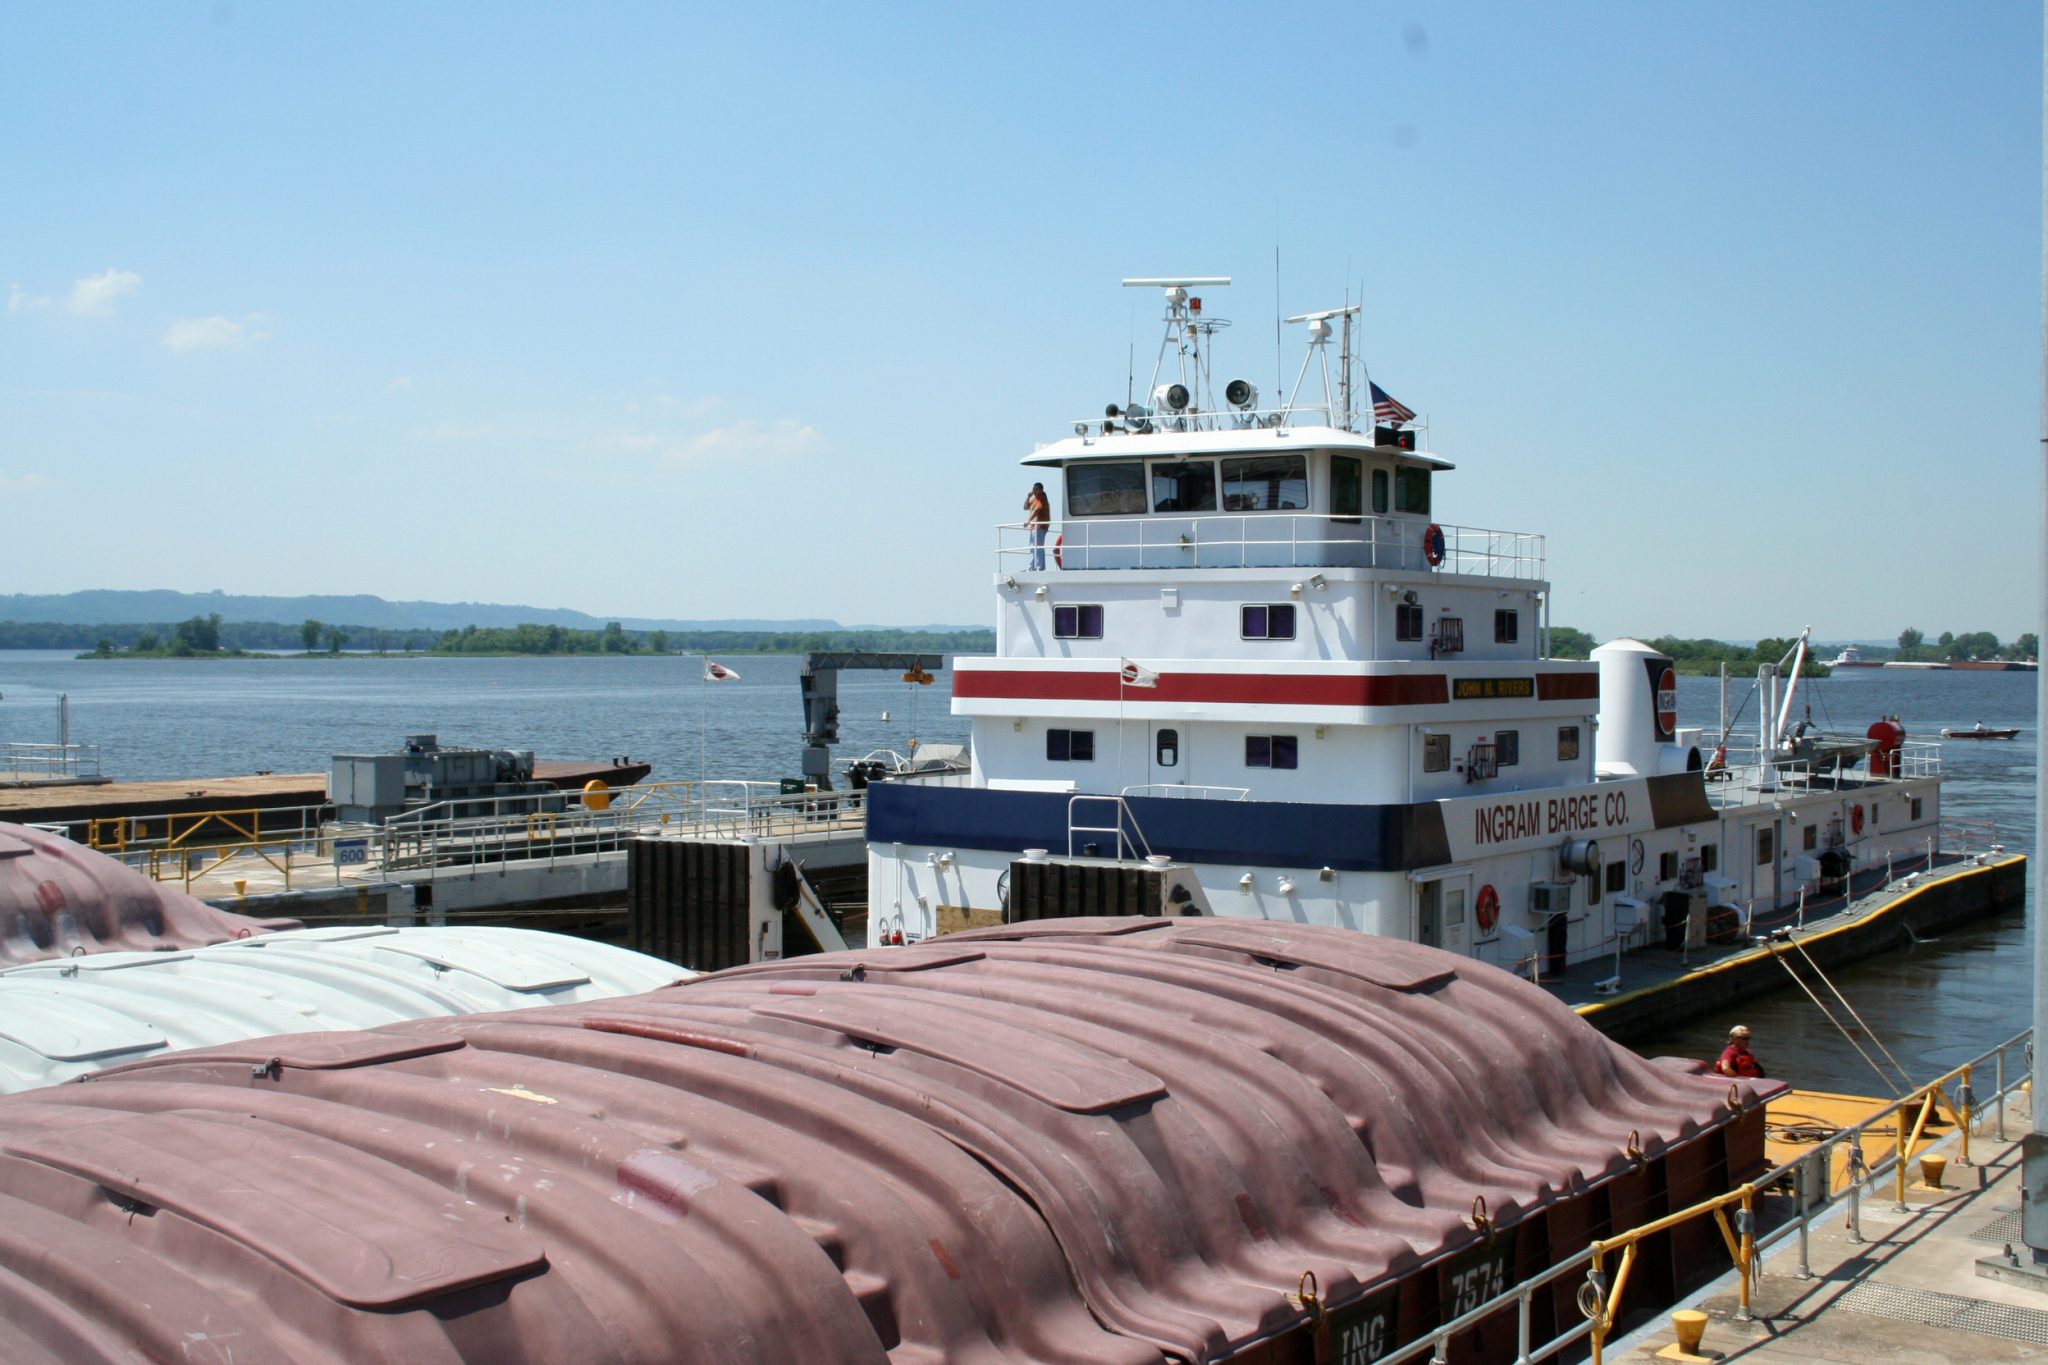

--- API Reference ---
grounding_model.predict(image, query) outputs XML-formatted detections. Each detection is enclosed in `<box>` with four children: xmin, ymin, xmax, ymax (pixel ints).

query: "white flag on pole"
<box><xmin>704</xmin><ymin>660</ymin><xmax>741</xmax><ymax>681</ymax></box>
<box><xmin>1119</xmin><ymin>658</ymin><xmax>1159</xmax><ymax>688</ymax></box>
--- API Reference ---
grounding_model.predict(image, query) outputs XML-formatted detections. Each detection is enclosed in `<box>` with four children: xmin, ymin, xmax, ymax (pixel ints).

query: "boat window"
<box><xmin>1395</xmin><ymin>466</ymin><xmax>1431</xmax><ymax>515</ymax></box>
<box><xmin>1066</xmin><ymin>462</ymin><xmax>1146</xmax><ymax>517</ymax></box>
<box><xmin>1155</xmin><ymin>728</ymin><xmax>1179</xmax><ymax>767</ymax></box>
<box><xmin>1495</xmin><ymin>730</ymin><xmax>1519</xmax><ymax>767</ymax></box>
<box><xmin>1053</xmin><ymin>604</ymin><xmax>1103</xmax><ymax>639</ymax></box>
<box><xmin>1395</xmin><ymin>603</ymin><xmax>1424</xmax><ymax>642</ymax></box>
<box><xmin>1422</xmin><ymin>733</ymin><xmax>1450</xmax><ymax>772</ymax></box>
<box><xmin>1372</xmin><ymin>468</ymin><xmax>1390</xmax><ymax>515</ymax></box>
<box><xmin>1495</xmin><ymin>610</ymin><xmax>1519</xmax><ymax>644</ymax></box>
<box><xmin>1047</xmin><ymin>729</ymin><xmax>1094</xmax><ymax>762</ymax></box>
<box><xmin>1466</xmin><ymin>740</ymin><xmax>1497</xmax><ymax>780</ymax></box>
<box><xmin>1605</xmin><ymin>862</ymin><xmax>1626</xmax><ymax>894</ymax></box>
<box><xmin>1701</xmin><ymin>843</ymin><xmax>1719</xmax><ymax>872</ymax></box>
<box><xmin>1911</xmin><ymin>797</ymin><xmax>1923</xmax><ymax>821</ymax></box>
<box><xmin>1330</xmin><ymin>456</ymin><xmax>1363</xmax><ymax>519</ymax></box>
<box><xmin>1659</xmin><ymin>850</ymin><xmax>1679</xmax><ymax>881</ymax></box>
<box><xmin>1221</xmin><ymin>455</ymin><xmax>1307</xmax><ymax>511</ymax></box>
<box><xmin>1802</xmin><ymin>824</ymin><xmax>1818</xmax><ymax>851</ymax></box>
<box><xmin>1245</xmin><ymin>734</ymin><xmax>1299</xmax><ymax>769</ymax></box>
<box><xmin>1756</xmin><ymin>827</ymin><xmax>1774</xmax><ymax>865</ymax></box>
<box><xmin>1151</xmin><ymin>460</ymin><xmax>1217</xmax><ymax>513</ymax></box>
<box><xmin>1241</xmin><ymin>603</ymin><xmax>1297</xmax><ymax>641</ymax></box>
<box><xmin>1557</xmin><ymin>725</ymin><xmax>1580</xmax><ymax>761</ymax></box>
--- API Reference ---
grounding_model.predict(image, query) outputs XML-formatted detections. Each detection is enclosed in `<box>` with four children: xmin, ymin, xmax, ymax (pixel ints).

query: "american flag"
<box><xmin>703</xmin><ymin>660</ymin><xmax>740</xmax><ymax>681</ymax></box>
<box><xmin>1370</xmin><ymin>381</ymin><xmax>1415</xmax><ymax>426</ymax></box>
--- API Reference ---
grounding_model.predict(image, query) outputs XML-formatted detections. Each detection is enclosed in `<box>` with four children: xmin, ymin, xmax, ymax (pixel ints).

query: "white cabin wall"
<box><xmin>997</xmin><ymin>574</ymin><xmax>1544</xmax><ymax>664</ymax></box>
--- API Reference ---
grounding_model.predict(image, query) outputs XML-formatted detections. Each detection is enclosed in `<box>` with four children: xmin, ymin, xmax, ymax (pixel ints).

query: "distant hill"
<box><xmin>0</xmin><ymin>590</ymin><xmax>843</xmax><ymax>633</ymax></box>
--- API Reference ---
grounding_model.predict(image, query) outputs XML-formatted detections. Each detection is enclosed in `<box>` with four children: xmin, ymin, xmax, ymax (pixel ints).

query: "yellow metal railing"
<box><xmin>1365</xmin><ymin>1027</ymin><xmax>2029</xmax><ymax>1365</ymax></box>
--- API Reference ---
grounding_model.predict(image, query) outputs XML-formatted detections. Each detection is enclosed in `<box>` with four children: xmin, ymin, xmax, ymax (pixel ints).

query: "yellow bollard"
<box><xmin>234</xmin><ymin>879</ymin><xmax>247</xmax><ymax>897</ymax></box>
<box><xmin>1656</xmin><ymin>1307</ymin><xmax>1721</xmax><ymax>1361</ymax></box>
<box><xmin>1920</xmin><ymin>1153</ymin><xmax>1947</xmax><ymax>1189</ymax></box>
<box><xmin>582</xmin><ymin>779</ymin><xmax>611</xmax><ymax>811</ymax></box>
<box><xmin>1672</xmin><ymin>1311</ymin><xmax>1707</xmax><ymax>1353</ymax></box>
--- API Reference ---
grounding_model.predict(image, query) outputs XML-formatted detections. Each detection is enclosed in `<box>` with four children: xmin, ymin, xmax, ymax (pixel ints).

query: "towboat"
<box><xmin>1942</xmin><ymin>723</ymin><xmax>2021</xmax><ymax>740</ymax></box>
<box><xmin>865</xmin><ymin>276</ymin><xmax>1948</xmax><ymax>979</ymax></box>
<box><xmin>1825</xmin><ymin>645</ymin><xmax>1885</xmax><ymax>668</ymax></box>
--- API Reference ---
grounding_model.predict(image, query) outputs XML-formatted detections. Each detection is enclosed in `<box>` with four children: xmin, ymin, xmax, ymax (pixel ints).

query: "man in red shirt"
<box><xmin>1715</xmin><ymin>1025</ymin><xmax>1765</xmax><ymax>1078</ymax></box>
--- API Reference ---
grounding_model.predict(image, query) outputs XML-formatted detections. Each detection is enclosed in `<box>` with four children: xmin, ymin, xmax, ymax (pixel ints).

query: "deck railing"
<box><xmin>0</xmin><ymin>742</ymin><xmax>102</xmax><ymax>782</ymax></box>
<box><xmin>999</xmin><ymin>513</ymin><xmax>1545</xmax><ymax>579</ymax></box>
<box><xmin>1363</xmin><ymin>1027</ymin><xmax>2032</xmax><ymax>1365</ymax></box>
<box><xmin>66</xmin><ymin>781</ymin><xmax>868</xmax><ymax>894</ymax></box>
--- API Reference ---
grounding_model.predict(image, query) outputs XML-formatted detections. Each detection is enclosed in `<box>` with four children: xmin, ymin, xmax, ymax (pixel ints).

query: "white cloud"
<box><xmin>668</xmin><ymin>418</ymin><xmax>822</xmax><ymax>464</ymax></box>
<box><xmin>0</xmin><ymin>472</ymin><xmax>57</xmax><ymax>494</ymax></box>
<box><xmin>162</xmin><ymin>315</ymin><xmax>249</xmax><ymax>351</ymax></box>
<box><xmin>388</xmin><ymin>375</ymin><xmax>413</xmax><ymax>390</ymax></box>
<box><xmin>589</xmin><ymin>417</ymin><xmax>823</xmax><ymax>465</ymax></box>
<box><xmin>66</xmin><ymin>268</ymin><xmax>141</xmax><ymax>316</ymax></box>
<box><xmin>7</xmin><ymin>269</ymin><xmax>143</xmax><ymax>317</ymax></box>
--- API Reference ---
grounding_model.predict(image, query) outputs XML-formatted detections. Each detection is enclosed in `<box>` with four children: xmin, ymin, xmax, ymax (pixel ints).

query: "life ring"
<box><xmin>1475</xmin><ymin>883</ymin><xmax>1499</xmax><ymax>934</ymax></box>
<box><xmin>1423</xmin><ymin>522</ymin><xmax>1446</xmax><ymax>568</ymax></box>
<box><xmin>1052</xmin><ymin>533</ymin><xmax>1064</xmax><ymax>569</ymax></box>
<box><xmin>1850</xmin><ymin>804</ymin><xmax>1864</xmax><ymax>836</ymax></box>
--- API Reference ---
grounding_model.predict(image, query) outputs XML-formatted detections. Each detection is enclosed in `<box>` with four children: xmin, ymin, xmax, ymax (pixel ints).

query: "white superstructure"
<box><xmin>866</xmin><ymin>278</ymin><xmax>1944</xmax><ymax>976</ymax></box>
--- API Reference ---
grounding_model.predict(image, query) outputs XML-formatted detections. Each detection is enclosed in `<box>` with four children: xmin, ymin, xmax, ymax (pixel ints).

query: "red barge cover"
<box><xmin>0</xmin><ymin>821</ymin><xmax>298</xmax><ymax>965</ymax></box>
<box><xmin>0</xmin><ymin>917</ymin><xmax>1778</xmax><ymax>1364</ymax></box>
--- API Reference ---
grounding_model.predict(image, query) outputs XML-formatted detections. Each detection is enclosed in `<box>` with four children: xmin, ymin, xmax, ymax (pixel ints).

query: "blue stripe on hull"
<box><xmin>866</xmin><ymin>783</ymin><xmax>1454</xmax><ymax>873</ymax></box>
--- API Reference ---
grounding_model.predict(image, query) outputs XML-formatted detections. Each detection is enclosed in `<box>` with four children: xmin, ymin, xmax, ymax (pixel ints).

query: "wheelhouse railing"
<box><xmin>1000</xmin><ymin>514</ymin><xmax>1544</xmax><ymax>579</ymax></box>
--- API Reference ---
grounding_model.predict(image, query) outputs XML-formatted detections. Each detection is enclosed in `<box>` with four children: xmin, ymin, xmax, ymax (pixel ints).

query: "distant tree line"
<box><xmin>1889</xmin><ymin>627</ymin><xmax>2037</xmax><ymax>663</ymax></box>
<box><xmin>428</xmin><ymin>624</ymin><xmax>996</xmax><ymax>655</ymax></box>
<box><xmin>1545</xmin><ymin>628</ymin><xmax>1829</xmax><ymax>675</ymax></box>
<box><xmin>17</xmin><ymin>618</ymin><xmax>443</xmax><ymax>654</ymax></box>
<box><xmin>11</xmin><ymin>618</ymin><xmax>996</xmax><ymax>657</ymax></box>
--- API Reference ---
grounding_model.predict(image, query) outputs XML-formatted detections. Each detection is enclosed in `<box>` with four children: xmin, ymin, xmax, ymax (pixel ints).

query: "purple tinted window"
<box><xmin>1242</xmin><ymin>605</ymin><xmax>1267</xmax><ymax>638</ymax></box>
<box><xmin>1271</xmin><ymin>735</ymin><xmax>1298</xmax><ymax>769</ymax></box>
<box><xmin>1054</xmin><ymin>604</ymin><xmax>1103</xmax><ymax>639</ymax></box>
<box><xmin>1269</xmin><ymin>604</ymin><xmax>1295</xmax><ymax>639</ymax></box>
<box><xmin>1048</xmin><ymin>729</ymin><xmax>1094</xmax><ymax>762</ymax></box>
<box><xmin>1245</xmin><ymin>735</ymin><xmax>1271</xmax><ymax>767</ymax></box>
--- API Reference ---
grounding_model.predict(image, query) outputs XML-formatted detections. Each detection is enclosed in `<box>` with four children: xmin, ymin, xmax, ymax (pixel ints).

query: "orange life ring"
<box><xmin>1850</xmin><ymin>804</ymin><xmax>1864</xmax><ymax>835</ymax></box>
<box><xmin>1475</xmin><ymin>883</ymin><xmax>1500</xmax><ymax>934</ymax></box>
<box><xmin>1423</xmin><ymin>522</ymin><xmax>1446</xmax><ymax>567</ymax></box>
<box><xmin>1052</xmin><ymin>533</ymin><xmax>1064</xmax><ymax>569</ymax></box>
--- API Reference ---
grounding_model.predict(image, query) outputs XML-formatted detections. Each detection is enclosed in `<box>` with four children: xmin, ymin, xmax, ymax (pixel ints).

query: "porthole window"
<box><xmin>1155</xmin><ymin>728</ymin><xmax>1179</xmax><ymax>767</ymax></box>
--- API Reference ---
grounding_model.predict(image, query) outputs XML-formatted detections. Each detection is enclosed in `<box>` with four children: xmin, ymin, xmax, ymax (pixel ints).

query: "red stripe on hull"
<box><xmin>953</xmin><ymin>671</ymin><xmax>1451</xmax><ymax>707</ymax></box>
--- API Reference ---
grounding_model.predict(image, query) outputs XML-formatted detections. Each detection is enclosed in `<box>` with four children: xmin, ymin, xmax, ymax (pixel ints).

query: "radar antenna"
<box><xmin>1121</xmin><ymin>277</ymin><xmax>1232</xmax><ymax>427</ymax></box>
<box><xmin>1279</xmin><ymin>304</ymin><xmax>1361</xmax><ymax>429</ymax></box>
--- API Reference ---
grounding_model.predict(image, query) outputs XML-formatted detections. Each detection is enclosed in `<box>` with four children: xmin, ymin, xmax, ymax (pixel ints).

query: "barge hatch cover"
<box><xmin>0</xmin><ymin>918</ymin><xmax>1779</xmax><ymax>1364</ymax></box>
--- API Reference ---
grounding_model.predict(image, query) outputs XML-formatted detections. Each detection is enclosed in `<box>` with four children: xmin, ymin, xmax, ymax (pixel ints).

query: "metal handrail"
<box><xmin>1361</xmin><ymin>1026</ymin><xmax>2032</xmax><ymax>1365</ymax></box>
<box><xmin>998</xmin><ymin>514</ymin><xmax>1545</xmax><ymax>579</ymax></box>
<box><xmin>1</xmin><ymin>741</ymin><xmax>102</xmax><ymax>781</ymax></box>
<box><xmin>1119</xmin><ymin>783</ymin><xmax>1251</xmax><ymax>801</ymax></box>
<box><xmin>1066</xmin><ymin>794</ymin><xmax>1153</xmax><ymax>861</ymax></box>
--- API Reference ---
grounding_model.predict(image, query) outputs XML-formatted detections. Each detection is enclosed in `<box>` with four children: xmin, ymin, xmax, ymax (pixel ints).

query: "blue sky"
<box><xmin>2</xmin><ymin>2</ymin><xmax>2038</xmax><ymax>641</ymax></box>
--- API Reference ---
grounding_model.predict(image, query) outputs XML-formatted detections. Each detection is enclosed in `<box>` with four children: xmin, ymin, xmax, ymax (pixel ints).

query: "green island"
<box><xmin>59</xmin><ymin>615</ymin><xmax>995</xmax><ymax>660</ymax></box>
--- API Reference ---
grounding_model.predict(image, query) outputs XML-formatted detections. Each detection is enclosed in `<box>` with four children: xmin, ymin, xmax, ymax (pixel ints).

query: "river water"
<box><xmin>0</xmin><ymin>651</ymin><xmax>2034</xmax><ymax>1092</ymax></box>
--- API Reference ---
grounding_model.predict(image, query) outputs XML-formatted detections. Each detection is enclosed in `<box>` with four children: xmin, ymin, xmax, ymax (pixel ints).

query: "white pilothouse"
<box><xmin>865</xmin><ymin>277</ymin><xmax>1945</xmax><ymax>977</ymax></box>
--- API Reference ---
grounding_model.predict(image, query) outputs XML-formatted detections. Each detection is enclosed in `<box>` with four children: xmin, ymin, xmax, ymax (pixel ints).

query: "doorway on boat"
<box><xmin>1414</xmin><ymin>873</ymin><xmax>1471</xmax><ymax>954</ymax></box>
<box><xmin>1149</xmin><ymin>723</ymin><xmax>1182</xmax><ymax>787</ymax></box>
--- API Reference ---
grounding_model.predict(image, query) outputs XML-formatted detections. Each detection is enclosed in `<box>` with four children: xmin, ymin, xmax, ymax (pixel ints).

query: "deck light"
<box><xmin>1318</xmin><ymin>866</ymin><xmax>1335</xmax><ymax>881</ymax></box>
<box><xmin>1034</xmin><ymin>586</ymin><xmax>1048</xmax><ymax>600</ymax></box>
<box><xmin>1277</xmin><ymin>878</ymin><xmax>1296</xmax><ymax>895</ymax></box>
<box><xmin>1290</xmin><ymin>582</ymin><xmax>1304</xmax><ymax>599</ymax></box>
<box><xmin>1309</xmin><ymin>574</ymin><xmax>1328</xmax><ymax>591</ymax></box>
<box><xmin>1238</xmin><ymin>872</ymin><xmax>1255</xmax><ymax>892</ymax></box>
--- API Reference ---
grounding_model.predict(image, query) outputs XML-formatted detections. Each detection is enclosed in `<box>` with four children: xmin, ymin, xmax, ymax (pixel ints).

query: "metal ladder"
<box><xmin>1066</xmin><ymin>795</ymin><xmax>1154</xmax><ymax>862</ymax></box>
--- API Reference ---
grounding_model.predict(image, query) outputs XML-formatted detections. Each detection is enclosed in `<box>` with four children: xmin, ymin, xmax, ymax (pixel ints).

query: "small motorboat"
<box><xmin>1942</xmin><ymin>723</ymin><xmax>2021</xmax><ymax>740</ymax></box>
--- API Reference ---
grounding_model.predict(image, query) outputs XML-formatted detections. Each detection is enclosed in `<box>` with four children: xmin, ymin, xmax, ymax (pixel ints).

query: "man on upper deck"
<box><xmin>1024</xmin><ymin>481</ymin><xmax>1051</xmax><ymax>570</ymax></box>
